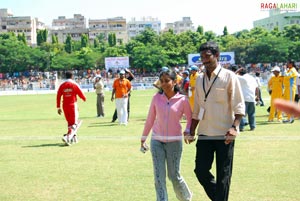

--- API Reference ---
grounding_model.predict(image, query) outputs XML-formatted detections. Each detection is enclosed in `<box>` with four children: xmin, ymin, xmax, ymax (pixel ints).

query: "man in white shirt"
<box><xmin>188</xmin><ymin>41</ymin><xmax>245</xmax><ymax>201</ymax></box>
<box><xmin>236</xmin><ymin>68</ymin><xmax>259</xmax><ymax>131</ymax></box>
<box><xmin>255</xmin><ymin>72</ymin><xmax>264</xmax><ymax>106</ymax></box>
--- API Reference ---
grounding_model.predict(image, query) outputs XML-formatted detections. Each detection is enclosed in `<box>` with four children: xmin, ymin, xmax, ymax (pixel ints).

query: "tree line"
<box><xmin>0</xmin><ymin>24</ymin><xmax>300</xmax><ymax>75</ymax></box>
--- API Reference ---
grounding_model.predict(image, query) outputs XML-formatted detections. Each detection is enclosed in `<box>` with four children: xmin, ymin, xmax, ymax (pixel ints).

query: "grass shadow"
<box><xmin>256</xmin><ymin>121</ymin><xmax>272</xmax><ymax>126</ymax></box>
<box><xmin>135</xmin><ymin>118</ymin><xmax>146</xmax><ymax>122</ymax></box>
<box><xmin>22</xmin><ymin>143</ymin><xmax>66</xmax><ymax>148</ymax></box>
<box><xmin>88</xmin><ymin>122</ymin><xmax>121</xmax><ymax>127</ymax></box>
<box><xmin>256</xmin><ymin>114</ymin><xmax>269</xmax><ymax>117</ymax></box>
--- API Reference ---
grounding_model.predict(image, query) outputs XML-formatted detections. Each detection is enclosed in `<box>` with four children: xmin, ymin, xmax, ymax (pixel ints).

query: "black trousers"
<box><xmin>295</xmin><ymin>94</ymin><xmax>299</xmax><ymax>102</ymax></box>
<box><xmin>194</xmin><ymin>136</ymin><xmax>235</xmax><ymax>201</ymax></box>
<box><xmin>112</xmin><ymin>95</ymin><xmax>130</xmax><ymax>121</ymax></box>
<box><xmin>258</xmin><ymin>88</ymin><xmax>264</xmax><ymax>106</ymax></box>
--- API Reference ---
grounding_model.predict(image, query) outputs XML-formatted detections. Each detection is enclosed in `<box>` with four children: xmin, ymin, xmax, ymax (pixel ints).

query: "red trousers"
<box><xmin>63</xmin><ymin>103</ymin><xmax>78</xmax><ymax>127</ymax></box>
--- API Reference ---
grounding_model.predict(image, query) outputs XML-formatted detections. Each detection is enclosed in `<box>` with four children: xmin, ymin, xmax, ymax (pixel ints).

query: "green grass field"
<box><xmin>0</xmin><ymin>89</ymin><xmax>299</xmax><ymax>201</ymax></box>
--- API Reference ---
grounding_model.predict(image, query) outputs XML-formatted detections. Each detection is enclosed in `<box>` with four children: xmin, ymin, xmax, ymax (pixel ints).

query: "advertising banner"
<box><xmin>105</xmin><ymin>57</ymin><xmax>129</xmax><ymax>70</ymax></box>
<box><xmin>188</xmin><ymin>52</ymin><xmax>235</xmax><ymax>65</ymax></box>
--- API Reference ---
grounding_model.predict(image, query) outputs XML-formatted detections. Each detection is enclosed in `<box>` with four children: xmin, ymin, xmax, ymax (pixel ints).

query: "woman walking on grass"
<box><xmin>140</xmin><ymin>69</ymin><xmax>194</xmax><ymax>201</ymax></box>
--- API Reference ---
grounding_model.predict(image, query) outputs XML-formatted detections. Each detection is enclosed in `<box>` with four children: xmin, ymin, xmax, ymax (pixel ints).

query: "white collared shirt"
<box><xmin>192</xmin><ymin>64</ymin><xmax>245</xmax><ymax>136</ymax></box>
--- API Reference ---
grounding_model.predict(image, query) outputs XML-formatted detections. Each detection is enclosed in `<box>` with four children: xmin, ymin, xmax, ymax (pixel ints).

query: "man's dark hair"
<box><xmin>239</xmin><ymin>68</ymin><xmax>247</xmax><ymax>76</ymax></box>
<box><xmin>230</xmin><ymin>65</ymin><xmax>238</xmax><ymax>72</ymax></box>
<box><xmin>65</xmin><ymin>71</ymin><xmax>73</xmax><ymax>79</ymax></box>
<box><xmin>199</xmin><ymin>41</ymin><xmax>220</xmax><ymax>55</ymax></box>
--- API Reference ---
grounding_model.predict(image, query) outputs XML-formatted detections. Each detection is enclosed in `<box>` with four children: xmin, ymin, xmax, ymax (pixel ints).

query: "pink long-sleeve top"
<box><xmin>141</xmin><ymin>92</ymin><xmax>192</xmax><ymax>142</ymax></box>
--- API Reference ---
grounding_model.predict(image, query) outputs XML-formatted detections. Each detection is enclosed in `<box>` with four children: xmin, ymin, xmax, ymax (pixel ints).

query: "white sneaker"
<box><xmin>67</xmin><ymin>127</ymin><xmax>76</xmax><ymax>140</ymax></box>
<box><xmin>71</xmin><ymin>135</ymin><xmax>79</xmax><ymax>144</ymax></box>
<box><xmin>62</xmin><ymin>135</ymin><xmax>71</xmax><ymax>146</ymax></box>
<box><xmin>71</xmin><ymin>124</ymin><xmax>77</xmax><ymax>131</ymax></box>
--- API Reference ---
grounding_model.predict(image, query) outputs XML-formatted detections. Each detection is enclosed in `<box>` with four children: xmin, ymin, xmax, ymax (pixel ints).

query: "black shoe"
<box><xmin>284</xmin><ymin>119</ymin><xmax>295</xmax><ymax>124</ymax></box>
<box><xmin>111</xmin><ymin>119</ymin><xmax>116</xmax><ymax>123</ymax></box>
<box><xmin>283</xmin><ymin>120</ymin><xmax>294</xmax><ymax>124</ymax></box>
<box><xmin>250</xmin><ymin>128</ymin><xmax>255</xmax><ymax>131</ymax></box>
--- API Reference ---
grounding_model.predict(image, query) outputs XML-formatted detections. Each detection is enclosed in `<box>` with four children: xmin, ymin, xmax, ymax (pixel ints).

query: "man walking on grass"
<box><xmin>56</xmin><ymin>71</ymin><xmax>86</xmax><ymax>145</ymax></box>
<box><xmin>187</xmin><ymin>41</ymin><xmax>245</xmax><ymax>201</ymax></box>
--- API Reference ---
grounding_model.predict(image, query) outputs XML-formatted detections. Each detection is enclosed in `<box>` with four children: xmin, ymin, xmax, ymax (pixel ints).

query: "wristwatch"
<box><xmin>231</xmin><ymin>125</ymin><xmax>237</xmax><ymax>131</ymax></box>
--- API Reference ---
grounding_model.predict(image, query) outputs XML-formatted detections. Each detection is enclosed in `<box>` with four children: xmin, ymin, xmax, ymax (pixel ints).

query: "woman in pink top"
<box><xmin>140</xmin><ymin>69</ymin><xmax>194</xmax><ymax>201</ymax></box>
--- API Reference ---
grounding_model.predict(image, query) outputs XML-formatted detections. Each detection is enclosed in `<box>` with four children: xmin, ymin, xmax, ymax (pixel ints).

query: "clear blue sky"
<box><xmin>2</xmin><ymin>0</ymin><xmax>298</xmax><ymax>35</ymax></box>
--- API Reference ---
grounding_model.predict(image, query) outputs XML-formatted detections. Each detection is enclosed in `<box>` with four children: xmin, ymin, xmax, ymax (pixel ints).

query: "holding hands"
<box><xmin>225</xmin><ymin>127</ymin><xmax>238</xmax><ymax>145</ymax></box>
<box><xmin>140</xmin><ymin>141</ymin><xmax>149</xmax><ymax>153</ymax></box>
<box><xmin>184</xmin><ymin>132</ymin><xmax>196</xmax><ymax>144</ymax></box>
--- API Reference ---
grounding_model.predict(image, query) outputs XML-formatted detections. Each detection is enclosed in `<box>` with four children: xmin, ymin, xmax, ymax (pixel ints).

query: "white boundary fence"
<box><xmin>0</xmin><ymin>76</ymin><xmax>157</xmax><ymax>96</ymax></box>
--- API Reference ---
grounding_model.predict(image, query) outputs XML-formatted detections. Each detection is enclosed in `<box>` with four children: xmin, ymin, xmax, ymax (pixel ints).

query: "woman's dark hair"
<box><xmin>288</xmin><ymin>60</ymin><xmax>296</xmax><ymax>67</ymax></box>
<box><xmin>158</xmin><ymin>69</ymin><xmax>180</xmax><ymax>94</ymax></box>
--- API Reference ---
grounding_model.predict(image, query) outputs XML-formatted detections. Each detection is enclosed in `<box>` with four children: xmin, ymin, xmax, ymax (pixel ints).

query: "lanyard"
<box><xmin>202</xmin><ymin>68</ymin><xmax>222</xmax><ymax>102</ymax></box>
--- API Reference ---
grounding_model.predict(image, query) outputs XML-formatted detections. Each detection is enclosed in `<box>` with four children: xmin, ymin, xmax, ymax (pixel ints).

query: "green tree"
<box><xmin>223</xmin><ymin>26</ymin><xmax>229</xmax><ymax>36</ymax></box>
<box><xmin>0</xmin><ymin>32</ymin><xmax>15</xmax><ymax>40</ymax></box>
<box><xmin>134</xmin><ymin>27</ymin><xmax>158</xmax><ymax>45</ymax></box>
<box><xmin>96</xmin><ymin>33</ymin><xmax>106</xmax><ymax>45</ymax></box>
<box><xmin>51</xmin><ymin>52</ymin><xmax>80</xmax><ymax>70</ymax></box>
<box><xmin>17</xmin><ymin>33</ymin><xmax>27</xmax><ymax>45</ymax></box>
<box><xmin>132</xmin><ymin>44</ymin><xmax>168</xmax><ymax>71</ymax></box>
<box><xmin>219</xmin><ymin>34</ymin><xmax>236</xmax><ymax>51</ymax></box>
<box><xmin>225</xmin><ymin>37</ymin><xmax>254</xmax><ymax>65</ymax></box>
<box><xmin>27</xmin><ymin>47</ymin><xmax>48</xmax><ymax>71</ymax></box>
<box><xmin>175</xmin><ymin>31</ymin><xmax>203</xmax><ymax>65</ymax></box>
<box><xmin>248</xmin><ymin>27</ymin><xmax>269</xmax><ymax>40</ymax></box>
<box><xmin>158</xmin><ymin>30</ymin><xmax>180</xmax><ymax>66</ymax></box>
<box><xmin>72</xmin><ymin>40</ymin><xmax>83</xmax><ymax>52</ymax></box>
<box><xmin>65</xmin><ymin>34</ymin><xmax>73</xmax><ymax>53</ymax></box>
<box><xmin>93</xmin><ymin>38</ymin><xmax>100</xmax><ymax>48</ymax></box>
<box><xmin>0</xmin><ymin>35</ymin><xmax>31</xmax><ymax>73</ymax></box>
<box><xmin>75</xmin><ymin>47</ymin><xmax>97</xmax><ymax>69</ymax></box>
<box><xmin>37</xmin><ymin>31</ymin><xmax>43</xmax><ymax>46</ymax></box>
<box><xmin>38</xmin><ymin>42</ymin><xmax>64</xmax><ymax>71</ymax></box>
<box><xmin>288</xmin><ymin>41</ymin><xmax>300</xmax><ymax>61</ymax></box>
<box><xmin>51</xmin><ymin>34</ymin><xmax>58</xmax><ymax>44</ymax></box>
<box><xmin>103</xmin><ymin>45</ymin><xmax>127</xmax><ymax>58</ymax></box>
<box><xmin>108</xmin><ymin>33</ymin><xmax>116</xmax><ymax>47</ymax></box>
<box><xmin>125</xmin><ymin>40</ymin><xmax>143</xmax><ymax>56</ymax></box>
<box><xmin>81</xmin><ymin>34</ymin><xmax>89</xmax><ymax>48</ymax></box>
<box><xmin>42</xmin><ymin>29</ymin><xmax>48</xmax><ymax>43</ymax></box>
<box><xmin>37</xmin><ymin>29</ymin><xmax>48</xmax><ymax>45</ymax></box>
<box><xmin>39</xmin><ymin>42</ymin><xmax>64</xmax><ymax>54</ymax></box>
<box><xmin>270</xmin><ymin>26</ymin><xmax>281</xmax><ymax>37</ymax></box>
<box><xmin>282</xmin><ymin>24</ymin><xmax>300</xmax><ymax>41</ymax></box>
<box><xmin>246</xmin><ymin>36</ymin><xmax>289</xmax><ymax>63</ymax></box>
<box><xmin>204</xmin><ymin>31</ymin><xmax>217</xmax><ymax>42</ymax></box>
<box><xmin>234</xmin><ymin>29</ymin><xmax>251</xmax><ymax>39</ymax></box>
<box><xmin>196</xmin><ymin>26</ymin><xmax>204</xmax><ymax>35</ymax></box>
